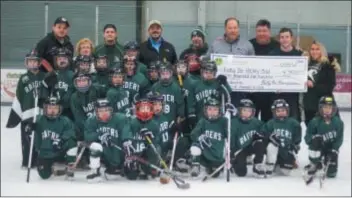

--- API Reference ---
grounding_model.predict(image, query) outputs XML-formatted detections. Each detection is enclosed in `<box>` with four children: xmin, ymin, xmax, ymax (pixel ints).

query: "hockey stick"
<box><xmin>220</xmin><ymin>84</ymin><xmax>231</xmax><ymax>182</ymax></box>
<box><xmin>169</xmin><ymin>132</ymin><xmax>178</xmax><ymax>171</ymax></box>
<box><xmin>202</xmin><ymin>162</ymin><xmax>225</xmax><ymax>182</ymax></box>
<box><xmin>26</xmin><ymin>87</ymin><xmax>39</xmax><ymax>183</ymax></box>
<box><xmin>111</xmin><ymin>143</ymin><xmax>190</xmax><ymax>189</ymax></box>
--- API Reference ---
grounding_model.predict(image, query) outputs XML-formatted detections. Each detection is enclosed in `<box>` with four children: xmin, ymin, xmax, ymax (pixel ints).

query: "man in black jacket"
<box><xmin>249</xmin><ymin>19</ymin><xmax>280</xmax><ymax>122</ymax></box>
<box><xmin>139</xmin><ymin>20</ymin><xmax>177</xmax><ymax>66</ymax></box>
<box><xmin>179</xmin><ymin>26</ymin><xmax>209</xmax><ymax>60</ymax></box>
<box><xmin>35</xmin><ymin>17</ymin><xmax>74</xmax><ymax>72</ymax></box>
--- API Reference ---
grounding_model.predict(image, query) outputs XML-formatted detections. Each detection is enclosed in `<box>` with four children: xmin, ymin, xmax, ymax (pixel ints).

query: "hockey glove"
<box><xmin>100</xmin><ymin>133</ymin><xmax>113</xmax><ymax>147</ymax></box>
<box><xmin>252</xmin><ymin>132</ymin><xmax>264</xmax><ymax>141</ymax></box>
<box><xmin>217</xmin><ymin>75</ymin><xmax>227</xmax><ymax>86</ymax></box>
<box><xmin>269</xmin><ymin>133</ymin><xmax>281</xmax><ymax>147</ymax></box>
<box><xmin>198</xmin><ymin>134</ymin><xmax>212</xmax><ymax>149</ymax></box>
<box><xmin>225</xmin><ymin>103</ymin><xmax>237</xmax><ymax>116</ymax></box>
<box><xmin>43</xmin><ymin>71</ymin><xmax>58</xmax><ymax>90</ymax></box>
<box><xmin>52</xmin><ymin>138</ymin><xmax>62</xmax><ymax>152</ymax></box>
<box><xmin>24</xmin><ymin>122</ymin><xmax>36</xmax><ymax>135</ymax></box>
<box><xmin>123</xmin><ymin>140</ymin><xmax>136</xmax><ymax>156</ymax></box>
<box><xmin>140</xmin><ymin>128</ymin><xmax>154</xmax><ymax>139</ymax></box>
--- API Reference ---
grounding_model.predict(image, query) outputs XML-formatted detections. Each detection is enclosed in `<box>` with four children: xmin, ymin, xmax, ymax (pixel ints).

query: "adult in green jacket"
<box><xmin>93</xmin><ymin>24</ymin><xmax>124</xmax><ymax>68</ymax></box>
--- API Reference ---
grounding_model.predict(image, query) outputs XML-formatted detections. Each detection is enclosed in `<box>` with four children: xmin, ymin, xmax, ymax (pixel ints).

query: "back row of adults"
<box><xmin>34</xmin><ymin>16</ymin><xmax>340</xmax><ymax>125</ymax></box>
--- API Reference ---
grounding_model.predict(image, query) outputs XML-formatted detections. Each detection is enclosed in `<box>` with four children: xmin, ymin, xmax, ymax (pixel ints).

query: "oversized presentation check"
<box><xmin>211</xmin><ymin>54</ymin><xmax>308</xmax><ymax>92</ymax></box>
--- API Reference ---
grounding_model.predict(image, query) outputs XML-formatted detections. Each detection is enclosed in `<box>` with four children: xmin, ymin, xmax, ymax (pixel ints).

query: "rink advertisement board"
<box><xmin>1</xmin><ymin>69</ymin><xmax>26</xmax><ymax>103</ymax></box>
<box><xmin>211</xmin><ymin>54</ymin><xmax>308</xmax><ymax>92</ymax></box>
<box><xmin>334</xmin><ymin>73</ymin><xmax>352</xmax><ymax>109</ymax></box>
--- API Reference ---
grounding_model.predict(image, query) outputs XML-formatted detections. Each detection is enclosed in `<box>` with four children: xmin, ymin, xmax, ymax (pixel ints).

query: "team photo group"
<box><xmin>5</xmin><ymin>15</ymin><xmax>344</xmax><ymax>189</ymax></box>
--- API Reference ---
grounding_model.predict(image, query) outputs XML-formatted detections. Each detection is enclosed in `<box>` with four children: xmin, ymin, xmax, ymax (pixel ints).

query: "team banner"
<box><xmin>211</xmin><ymin>54</ymin><xmax>308</xmax><ymax>92</ymax></box>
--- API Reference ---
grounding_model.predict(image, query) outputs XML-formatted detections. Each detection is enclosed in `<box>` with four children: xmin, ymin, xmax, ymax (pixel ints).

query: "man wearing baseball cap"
<box><xmin>35</xmin><ymin>16</ymin><xmax>74</xmax><ymax>72</ymax></box>
<box><xmin>179</xmin><ymin>26</ymin><xmax>209</xmax><ymax>59</ymax></box>
<box><xmin>94</xmin><ymin>23</ymin><xmax>124</xmax><ymax>68</ymax></box>
<box><xmin>139</xmin><ymin>20</ymin><xmax>177</xmax><ymax>66</ymax></box>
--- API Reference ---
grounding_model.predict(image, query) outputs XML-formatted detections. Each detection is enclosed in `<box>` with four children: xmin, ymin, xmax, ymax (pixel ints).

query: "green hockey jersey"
<box><xmin>34</xmin><ymin>115</ymin><xmax>75</xmax><ymax>158</ymax></box>
<box><xmin>305</xmin><ymin>116</ymin><xmax>344</xmax><ymax>151</ymax></box>
<box><xmin>261</xmin><ymin>117</ymin><xmax>302</xmax><ymax>149</ymax></box>
<box><xmin>151</xmin><ymin>81</ymin><xmax>185</xmax><ymax>122</ymax></box>
<box><xmin>123</xmin><ymin>72</ymin><xmax>150</xmax><ymax>103</ymax></box>
<box><xmin>106</xmin><ymin>86</ymin><xmax>131</xmax><ymax>117</ymax></box>
<box><xmin>130</xmin><ymin>118</ymin><xmax>159</xmax><ymax>154</ymax></box>
<box><xmin>191</xmin><ymin>117</ymin><xmax>228</xmax><ymax>162</ymax></box>
<box><xmin>230</xmin><ymin>116</ymin><xmax>263</xmax><ymax>152</ymax></box>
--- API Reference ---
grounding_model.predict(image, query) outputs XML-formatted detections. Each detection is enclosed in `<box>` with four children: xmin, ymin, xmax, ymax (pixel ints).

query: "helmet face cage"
<box><xmin>201</xmin><ymin>66</ymin><xmax>217</xmax><ymax>81</ymax></box>
<box><xmin>318</xmin><ymin>96</ymin><xmax>337</xmax><ymax>118</ymax></box>
<box><xmin>74</xmin><ymin>75</ymin><xmax>92</xmax><ymax>93</ymax></box>
<box><xmin>147</xmin><ymin>92</ymin><xmax>164</xmax><ymax>115</ymax></box>
<box><xmin>44</xmin><ymin>98</ymin><xmax>62</xmax><ymax>119</ymax></box>
<box><xmin>55</xmin><ymin>54</ymin><xmax>69</xmax><ymax>69</ymax></box>
<box><xmin>271</xmin><ymin>99</ymin><xmax>290</xmax><ymax>120</ymax></box>
<box><xmin>76</xmin><ymin>56</ymin><xmax>93</xmax><ymax>74</ymax></box>
<box><xmin>204</xmin><ymin>104</ymin><xmax>221</xmax><ymax>120</ymax></box>
<box><xmin>95</xmin><ymin>106</ymin><xmax>113</xmax><ymax>122</ymax></box>
<box><xmin>176</xmin><ymin>61</ymin><xmax>188</xmax><ymax>76</ymax></box>
<box><xmin>25</xmin><ymin>57</ymin><xmax>40</xmax><ymax>71</ymax></box>
<box><xmin>239</xmin><ymin>99</ymin><xmax>256</xmax><ymax>121</ymax></box>
<box><xmin>159</xmin><ymin>67</ymin><xmax>173</xmax><ymax>85</ymax></box>
<box><xmin>124</xmin><ymin>55</ymin><xmax>136</xmax><ymax>76</ymax></box>
<box><xmin>95</xmin><ymin>56</ymin><xmax>108</xmax><ymax>72</ymax></box>
<box><xmin>186</xmin><ymin>55</ymin><xmax>200</xmax><ymax>72</ymax></box>
<box><xmin>135</xmin><ymin>100</ymin><xmax>154</xmax><ymax>121</ymax></box>
<box><xmin>110</xmin><ymin>71</ymin><xmax>125</xmax><ymax>87</ymax></box>
<box><xmin>148</xmin><ymin>66</ymin><xmax>160</xmax><ymax>81</ymax></box>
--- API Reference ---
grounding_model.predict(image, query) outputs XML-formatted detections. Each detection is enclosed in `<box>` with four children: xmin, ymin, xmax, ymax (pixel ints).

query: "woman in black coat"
<box><xmin>303</xmin><ymin>41</ymin><xmax>341</xmax><ymax>126</ymax></box>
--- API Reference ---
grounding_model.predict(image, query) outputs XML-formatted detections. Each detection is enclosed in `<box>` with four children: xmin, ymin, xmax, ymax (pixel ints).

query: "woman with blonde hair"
<box><xmin>303</xmin><ymin>40</ymin><xmax>341</xmax><ymax>126</ymax></box>
<box><xmin>73</xmin><ymin>38</ymin><xmax>95</xmax><ymax>73</ymax></box>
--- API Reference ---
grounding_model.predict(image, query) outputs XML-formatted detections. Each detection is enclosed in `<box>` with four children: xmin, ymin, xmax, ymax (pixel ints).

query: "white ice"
<box><xmin>1</xmin><ymin>106</ymin><xmax>351</xmax><ymax>196</ymax></box>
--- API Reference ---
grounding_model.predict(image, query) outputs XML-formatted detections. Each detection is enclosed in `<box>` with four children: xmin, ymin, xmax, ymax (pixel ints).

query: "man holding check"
<box><xmin>207</xmin><ymin>17</ymin><xmax>255</xmax><ymax>107</ymax></box>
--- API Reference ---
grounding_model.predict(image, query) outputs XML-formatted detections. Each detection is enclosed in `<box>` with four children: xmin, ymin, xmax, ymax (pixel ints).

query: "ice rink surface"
<box><xmin>1</xmin><ymin>106</ymin><xmax>351</xmax><ymax>196</ymax></box>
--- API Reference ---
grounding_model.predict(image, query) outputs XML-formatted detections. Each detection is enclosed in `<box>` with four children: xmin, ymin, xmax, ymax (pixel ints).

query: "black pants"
<box><xmin>21</xmin><ymin>122</ymin><xmax>37</xmax><ymax>167</ymax></box>
<box><xmin>249</xmin><ymin>93</ymin><xmax>274</xmax><ymax>122</ymax></box>
<box><xmin>232</xmin><ymin>140</ymin><xmax>265</xmax><ymax>177</ymax></box>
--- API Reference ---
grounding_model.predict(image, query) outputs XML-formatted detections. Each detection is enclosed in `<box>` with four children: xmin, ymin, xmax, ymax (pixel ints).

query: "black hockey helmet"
<box><xmin>44</xmin><ymin>96</ymin><xmax>62</xmax><ymax>119</ymax></box>
<box><xmin>204</xmin><ymin>97</ymin><xmax>221</xmax><ymax>121</ymax></box>
<box><xmin>148</xmin><ymin>60</ymin><xmax>162</xmax><ymax>81</ymax></box>
<box><xmin>147</xmin><ymin>91</ymin><xmax>164</xmax><ymax>115</ymax></box>
<box><xmin>238</xmin><ymin>99</ymin><xmax>256</xmax><ymax>121</ymax></box>
<box><xmin>94</xmin><ymin>53</ymin><xmax>109</xmax><ymax>73</ymax></box>
<box><xmin>75</xmin><ymin>55</ymin><xmax>93</xmax><ymax>74</ymax></box>
<box><xmin>271</xmin><ymin>99</ymin><xmax>290</xmax><ymax>120</ymax></box>
<box><xmin>25</xmin><ymin>49</ymin><xmax>40</xmax><ymax>70</ymax></box>
<box><xmin>73</xmin><ymin>72</ymin><xmax>92</xmax><ymax>93</ymax></box>
<box><xmin>54</xmin><ymin>48</ymin><xmax>70</xmax><ymax>70</ymax></box>
<box><xmin>159</xmin><ymin>61</ymin><xmax>173</xmax><ymax>86</ymax></box>
<box><xmin>124</xmin><ymin>41</ymin><xmax>140</xmax><ymax>51</ymax></box>
<box><xmin>201</xmin><ymin>60</ymin><xmax>217</xmax><ymax>81</ymax></box>
<box><xmin>318</xmin><ymin>96</ymin><xmax>337</xmax><ymax>118</ymax></box>
<box><xmin>109</xmin><ymin>66</ymin><xmax>125</xmax><ymax>87</ymax></box>
<box><xmin>95</xmin><ymin>98</ymin><xmax>113</xmax><ymax>122</ymax></box>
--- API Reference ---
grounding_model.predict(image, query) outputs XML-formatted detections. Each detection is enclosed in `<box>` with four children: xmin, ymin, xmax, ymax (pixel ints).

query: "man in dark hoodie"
<box><xmin>179</xmin><ymin>27</ymin><xmax>209</xmax><ymax>60</ymax></box>
<box><xmin>94</xmin><ymin>24</ymin><xmax>124</xmax><ymax>68</ymax></box>
<box><xmin>249</xmin><ymin>19</ymin><xmax>280</xmax><ymax>122</ymax></box>
<box><xmin>35</xmin><ymin>17</ymin><xmax>74</xmax><ymax>72</ymax></box>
